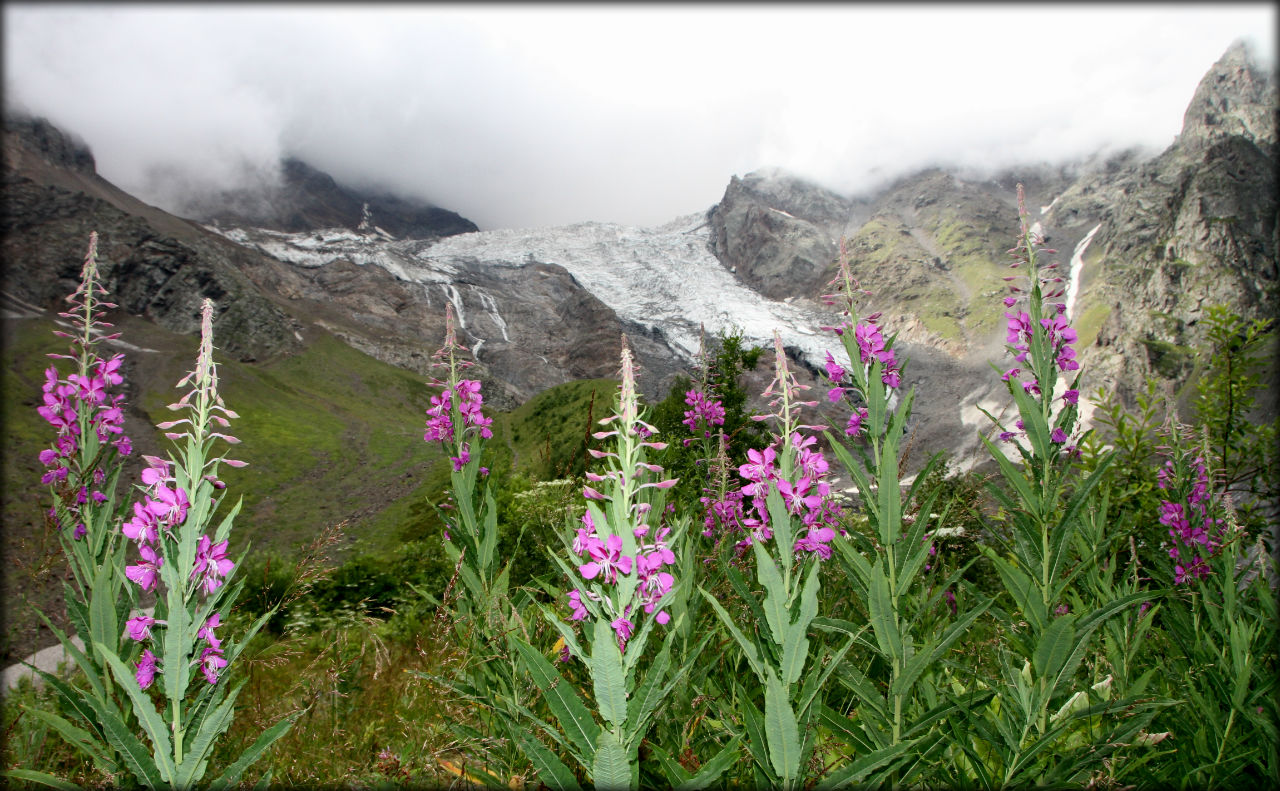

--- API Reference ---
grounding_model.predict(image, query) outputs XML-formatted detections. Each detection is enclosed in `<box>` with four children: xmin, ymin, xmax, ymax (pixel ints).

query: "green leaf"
<box><xmin>592</xmin><ymin>729</ymin><xmax>633</xmax><ymax>791</ymax></box>
<box><xmin>796</xmin><ymin>637</ymin><xmax>856</xmax><ymax>723</ymax></box>
<box><xmin>591</xmin><ymin>617</ymin><xmax>629</xmax><ymax>730</ymax></box>
<box><xmin>733</xmin><ymin>682</ymin><xmax>774</xmax><ymax>782</ymax></box>
<box><xmin>892</xmin><ymin>600</ymin><xmax>991</xmax><ymax>699</ymax></box>
<box><xmin>22</xmin><ymin>666</ymin><xmax>112</xmax><ymax>758</ymax></box>
<box><xmin>509</xmin><ymin>635</ymin><xmax>600</xmax><ymax>763</ymax></box>
<box><xmin>92</xmin><ymin>703</ymin><xmax>167</xmax><ymax>788</ymax></box>
<box><xmin>764</xmin><ymin>486</ymin><xmax>794</xmax><ymax>567</ymax></box>
<box><xmin>95</xmin><ymin>642</ymin><xmax>176</xmax><ymax>782</ymax></box>
<box><xmin>832</xmin><ymin>538</ymin><xmax>873</xmax><ymax>593</ymax></box>
<box><xmin>984</xmin><ymin>549</ymin><xmax>1047</xmax><ymax>636</ymax></box>
<box><xmin>174</xmin><ymin>688</ymin><xmax>239</xmax><ymax>787</ymax></box>
<box><xmin>22</xmin><ymin>707</ymin><xmax>114</xmax><ymax>772</ymax></box>
<box><xmin>625</xmin><ymin>636</ymin><xmax>674</xmax><ymax>744</ymax></box>
<box><xmin>817</xmin><ymin>740</ymin><xmax>914</xmax><ymax>789</ymax></box>
<box><xmin>979</xmin><ymin>433</ymin><xmax>1039</xmax><ymax>514</ymax></box>
<box><xmin>811</xmin><ymin>617</ymin><xmax>871</xmax><ymax>644</ymax></box>
<box><xmin>699</xmin><ymin>587</ymin><xmax>767</xmax><ymax>682</ymax></box>
<box><xmin>753</xmin><ymin>533</ymin><xmax>788</xmax><ymax>648</ymax></box>
<box><xmin>30</xmin><ymin>608</ymin><xmax>104</xmax><ymax>703</ymax></box>
<box><xmin>540</xmin><ymin>604</ymin><xmax>589</xmax><ymax>666</ymax></box>
<box><xmin>1031</xmin><ymin>615</ymin><xmax>1075</xmax><ymax>679</ymax></box>
<box><xmin>1008</xmin><ymin>379</ymin><xmax>1051</xmax><ymax>459</ymax></box>
<box><xmin>212</xmin><ymin>712</ymin><xmax>299</xmax><ymax>789</ymax></box>
<box><xmin>1</xmin><ymin>768</ymin><xmax>86</xmax><ymax>790</ymax></box>
<box><xmin>780</xmin><ymin>564</ymin><xmax>819</xmax><ymax>687</ymax></box>
<box><xmin>647</xmin><ymin>743</ymin><xmax>692</xmax><ymax>786</ymax></box>
<box><xmin>832</xmin><ymin>666</ymin><xmax>891</xmax><ymax>734</ymax></box>
<box><xmin>724</xmin><ymin>564</ymin><xmax>770</xmax><ymax>633</ymax></box>
<box><xmin>510</xmin><ymin>728</ymin><xmax>581</xmax><ymax>791</ymax></box>
<box><xmin>818</xmin><ymin>703</ymin><xmax>877</xmax><ymax>755</ymax></box>
<box><xmin>764</xmin><ymin>670</ymin><xmax>801</xmax><ymax>783</ymax></box>
<box><xmin>867</xmin><ymin>564</ymin><xmax>902</xmax><ymax>662</ymax></box>
<box><xmin>675</xmin><ymin>735</ymin><xmax>744</xmax><ymax>791</ymax></box>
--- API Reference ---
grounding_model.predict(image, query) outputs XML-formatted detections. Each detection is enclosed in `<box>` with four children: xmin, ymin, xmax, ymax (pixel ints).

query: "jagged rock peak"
<box><xmin>3</xmin><ymin>112</ymin><xmax>96</xmax><ymax>174</ymax></box>
<box><xmin>1179</xmin><ymin>40</ymin><xmax>1277</xmax><ymax>150</ymax></box>
<box><xmin>708</xmin><ymin>167</ymin><xmax>854</xmax><ymax>301</ymax></box>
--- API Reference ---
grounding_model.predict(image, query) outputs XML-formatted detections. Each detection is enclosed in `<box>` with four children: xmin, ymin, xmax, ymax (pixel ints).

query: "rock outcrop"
<box><xmin>708</xmin><ymin>168</ymin><xmax>854</xmax><ymax>300</ymax></box>
<box><xmin>1</xmin><ymin>138</ymin><xmax>303</xmax><ymax>364</ymax></box>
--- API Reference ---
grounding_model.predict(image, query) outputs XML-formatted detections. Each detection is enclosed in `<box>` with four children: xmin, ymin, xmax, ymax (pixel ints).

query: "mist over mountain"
<box><xmin>175</xmin><ymin>157</ymin><xmax>479</xmax><ymax>240</ymax></box>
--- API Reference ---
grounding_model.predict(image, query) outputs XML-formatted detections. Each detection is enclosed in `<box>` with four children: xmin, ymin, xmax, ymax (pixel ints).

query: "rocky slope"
<box><xmin>2</xmin><ymin>113</ymin><xmax>662</xmax><ymax>408</ymax></box>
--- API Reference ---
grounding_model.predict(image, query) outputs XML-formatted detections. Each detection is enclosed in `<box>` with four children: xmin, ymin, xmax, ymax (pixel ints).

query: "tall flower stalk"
<box><xmin>700</xmin><ymin>333</ymin><xmax>851</xmax><ymax>791</ymax></box>
<box><xmin>1141</xmin><ymin>422</ymin><xmax>1278</xmax><ymax>789</ymax></box>
<box><xmin>19</xmin><ymin>295</ymin><xmax>295</xmax><ymax>789</ymax></box>
<box><xmin>15</xmin><ymin>234</ymin><xmax>144</xmax><ymax>786</ymax></box>
<box><xmin>413</xmin><ymin>304</ymin><xmax>530</xmax><ymax>784</ymax></box>
<box><xmin>951</xmin><ymin>186</ymin><xmax>1163</xmax><ymax>786</ymax></box>
<box><xmin>818</xmin><ymin>247</ymin><xmax>988</xmax><ymax>786</ymax></box>
<box><xmin>423</xmin><ymin>303</ymin><xmax>499</xmax><ymax>618</ymax></box>
<box><xmin>115</xmin><ymin>299</ymin><xmax>294</xmax><ymax>787</ymax></box>
<box><xmin>507</xmin><ymin>337</ymin><xmax>733</xmax><ymax>790</ymax></box>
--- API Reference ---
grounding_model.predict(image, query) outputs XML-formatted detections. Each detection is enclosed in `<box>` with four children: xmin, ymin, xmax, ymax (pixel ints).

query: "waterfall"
<box><xmin>1065</xmin><ymin>224</ymin><xmax>1102</xmax><ymax>321</ymax></box>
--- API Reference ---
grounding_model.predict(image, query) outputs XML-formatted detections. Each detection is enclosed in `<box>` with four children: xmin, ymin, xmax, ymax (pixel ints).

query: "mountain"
<box><xmin>1066</xmin><ymin>42</ymin><xmax>1278</xmax><ymax>406</ymax></box>
<box><xmin>176</xmin><ymin>157</ymin><xmax>479</xmax><ymax>240</ymax></box>
<box><xmin>6</xmin><ymin>40</ymin><xmax>1273</xmax><ymax>443</ymax></box>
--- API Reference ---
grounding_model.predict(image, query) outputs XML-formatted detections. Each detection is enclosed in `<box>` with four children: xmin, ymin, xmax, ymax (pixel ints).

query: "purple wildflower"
<box><xmin>135</xmin><ymin>649</ymin><xmax>158</xmax><ymax>689</ymax></box>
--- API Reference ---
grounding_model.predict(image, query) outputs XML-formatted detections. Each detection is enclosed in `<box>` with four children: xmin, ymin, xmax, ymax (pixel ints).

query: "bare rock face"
<box><xmin>2</xmin><ymin>114</ymin><xmax>96</xmax><ymax>174</ymax></box>
<box><xmin>708</xmin><ymin>169</ymin><xmax>853</xmax><ymax>300</ymax></box>
<box><xmin>1074</xmin><ymin>42</ymin><xmax>1278</xmax><ymax>405</ymax></box>
<box><xmin>1179</xmin><ymin>40</ymin><xmax>1277</xmax><ymax>151</ymax></box>
<box><xmin>1</xmin><ymin>171</ymin><xmax>301</xmax><ymax>363</ymax></box>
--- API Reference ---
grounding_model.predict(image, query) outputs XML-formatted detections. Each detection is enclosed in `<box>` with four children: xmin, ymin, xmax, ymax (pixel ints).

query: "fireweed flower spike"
<box><xmin>27</xmin><ymin>234</ymin><xmax>159</xmax><ymax>779</ymax></box>
<box><xmin>508</xmin><ymin>335</ymin><xmax>706</xmax><ymax>791</ymax></box>
<box><xmin>700</xmin><ymin>332</ymin><xmax>851</xmax><ymax>790</ymax></box>
<box><xmin>818</xmin><ymin>246</ymin><xmax>996</xmax><ymax>773</ymax></box>
<box><xmin>108</xmin><ymin>299</ymin><xmax>294</xmax><ymax>786</ymax></box>
<box><xmin>564</xmin><ymin>336</ymin><xmax>681</xmax><ymax>644</ymax></box>
<box><xmin>37</xmin><ymin>232</ymin><xmax>134</xmax><ymax>567</ymax></box>
<box><xmin>1156</xmin><ymin>425</ymin><xmax>1227</xmax><ymax>585</ymax></box>
<box><xmin>421</xmin><ymin>302</ymin><xmax>502</xmax><ymax>620</ymax></box>
<box><xmin>988</xmin><ymin>183</ymin><xmax>1082</xmax><ymax>453</ymax></box>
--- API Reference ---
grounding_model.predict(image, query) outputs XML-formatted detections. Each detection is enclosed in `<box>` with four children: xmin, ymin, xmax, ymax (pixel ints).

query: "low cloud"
<box><xmin>4</xmin><ymin>5</ymin><xmax>1274</xmax><ymax>229</ymax></box>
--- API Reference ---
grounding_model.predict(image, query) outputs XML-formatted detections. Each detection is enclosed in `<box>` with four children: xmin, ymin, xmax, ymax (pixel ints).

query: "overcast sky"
<box><xmin>4</xmin><ymin>4</ymin><xmax>1275</xmax><ymax>230</ymax></box>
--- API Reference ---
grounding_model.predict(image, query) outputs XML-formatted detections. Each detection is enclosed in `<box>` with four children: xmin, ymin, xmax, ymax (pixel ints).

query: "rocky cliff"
<box><xmin>3</xmin><ymin>116</ymin><xmax>302</xmax><ymax>363</ymax></box>
<box><xmin>1062</xmin><ymin>41</ymin><xmax>1277</xmax><ymax>405</ymax></box>
<box><xmin>708</xmin><ymin>168</ymin><xmax>855</xmax><ymax>300</ymax></box>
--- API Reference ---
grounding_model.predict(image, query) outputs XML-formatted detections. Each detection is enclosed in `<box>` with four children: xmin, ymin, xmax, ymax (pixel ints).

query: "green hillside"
<box><xmin>1</xmin><ymin>310</ymin><xmax>621</xmax><ymax>662</ymax></box>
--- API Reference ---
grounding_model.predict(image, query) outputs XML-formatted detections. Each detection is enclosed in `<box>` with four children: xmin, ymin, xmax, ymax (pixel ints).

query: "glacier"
<box><xmin>210</xmin><ymin>213</ymin><xmax>847</xmax><ymax>370</ymax></box>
